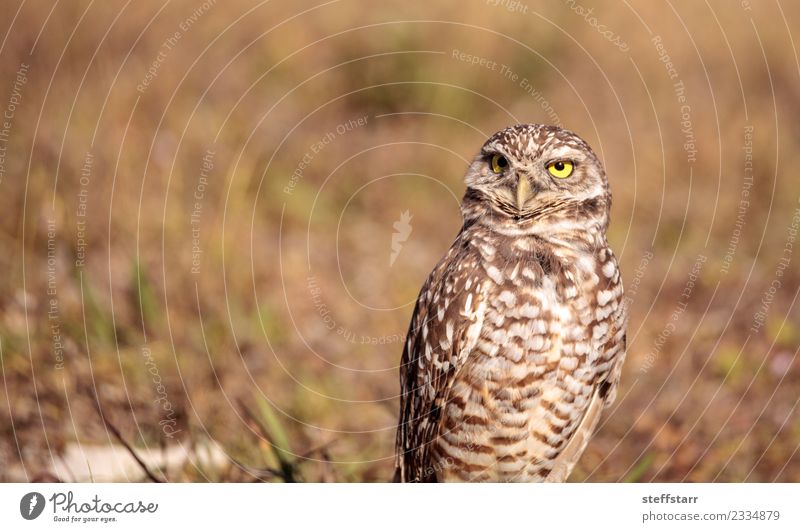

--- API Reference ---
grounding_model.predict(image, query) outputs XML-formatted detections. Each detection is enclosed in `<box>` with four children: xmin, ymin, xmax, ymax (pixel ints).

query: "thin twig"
<box><xmin>92</xmin><ymin>400</ymin><xmax>164</xmax><ymax>483</ymax></box>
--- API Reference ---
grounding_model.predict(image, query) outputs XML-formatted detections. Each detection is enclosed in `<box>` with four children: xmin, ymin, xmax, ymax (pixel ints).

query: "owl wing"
<box><xmin>545</xmin><ymin>249</ymin><xmax>628</xmax><ymax>482</ymax></box>
<box><xmin>594</xmin><ymin>248</ymin><xmax>629</xmax><ymax>409</ymax></box>
<box><xmin>394</xmin><ymin>236</ymin><xmax>486</xmax><ymax>482</ymax></box>
<box><xmin>544</xmin><ymin>336</ymin><xmax>626</xmax><ymax>482</ymax></box>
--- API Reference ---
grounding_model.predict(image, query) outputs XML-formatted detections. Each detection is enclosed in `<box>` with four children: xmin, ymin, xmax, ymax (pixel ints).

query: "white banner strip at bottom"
<box><xmin>1</xmin><ymin>483</ymin><xmax>798</xmax><ymax>531</ymax></box>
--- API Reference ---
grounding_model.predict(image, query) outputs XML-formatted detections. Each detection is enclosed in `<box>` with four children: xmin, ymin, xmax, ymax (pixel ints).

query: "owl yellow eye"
<box><xmin>490</xmin><ymin>154</ymin><xmax>508</xmax><ymax>174</ymax></box>
<box><xmin>546</xmin><ymin>160</ymin><xmax>574</xmax><ymax>179</ymax></box>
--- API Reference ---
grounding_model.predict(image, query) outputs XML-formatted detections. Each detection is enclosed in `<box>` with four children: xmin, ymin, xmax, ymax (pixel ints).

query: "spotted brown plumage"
<box><xmin>395</xmin><ymin>124</ymin><xmax>627</xmax><ymax>482</ymax></box>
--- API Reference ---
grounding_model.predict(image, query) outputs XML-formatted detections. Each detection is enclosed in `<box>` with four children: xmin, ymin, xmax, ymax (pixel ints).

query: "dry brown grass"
<box><xmin>1</xmin><ymin>0</ymin><xmax>799</xmax><ymax>482</ymax></box>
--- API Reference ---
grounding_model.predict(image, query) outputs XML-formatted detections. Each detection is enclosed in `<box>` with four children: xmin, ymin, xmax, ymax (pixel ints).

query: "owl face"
<box><xmin>463</xmin><ymin>124</ymin><xmax>609</xmax><ymax>225</ymax></box>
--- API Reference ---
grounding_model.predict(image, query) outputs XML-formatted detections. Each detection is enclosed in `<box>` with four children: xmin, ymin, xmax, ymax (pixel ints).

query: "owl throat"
<box><xmin>460</xmin><ymin>187</ymin><xmax>610</xmax><ymax>254</ymax></box>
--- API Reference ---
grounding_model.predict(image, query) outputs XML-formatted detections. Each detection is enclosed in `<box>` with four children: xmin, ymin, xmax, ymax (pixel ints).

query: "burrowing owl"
<box><xmin>395</xmin><ymin>124</ymin><xmax>627</xmax><ymax>482</ymax></box>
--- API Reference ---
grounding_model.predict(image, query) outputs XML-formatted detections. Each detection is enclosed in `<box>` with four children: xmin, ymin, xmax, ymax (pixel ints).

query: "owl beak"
<box><xmin>516</xmin><ymin>174</ymin><xmax>532</xmax><ymax>211</ymax></box>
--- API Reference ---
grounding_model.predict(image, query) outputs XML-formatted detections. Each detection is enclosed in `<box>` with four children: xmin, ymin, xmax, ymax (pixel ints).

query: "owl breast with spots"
<box><xmin>428</xmin><ymin>231</ymin><xmax>621</xmax><ymax>482</ymax></box>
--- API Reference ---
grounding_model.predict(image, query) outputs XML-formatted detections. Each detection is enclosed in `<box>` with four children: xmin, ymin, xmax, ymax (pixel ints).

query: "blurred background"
<box><xmin>1</xmin><ymin>0</ymin><xmax>799</xmax><ymax>482</ymax></box>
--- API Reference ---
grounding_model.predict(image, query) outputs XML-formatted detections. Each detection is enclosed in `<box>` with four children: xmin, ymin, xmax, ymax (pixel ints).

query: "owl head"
<box><xmin>462</xmin><ymin>124</ymin><xmax>611</xmax><ymax>235</ymax></box>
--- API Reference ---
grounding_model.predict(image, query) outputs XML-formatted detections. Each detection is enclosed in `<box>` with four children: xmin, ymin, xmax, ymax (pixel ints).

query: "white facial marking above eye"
<box><xmin>545</xmin><ymin>145</ymin><xmax>583</xmax><ymax>161</ymax></box>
